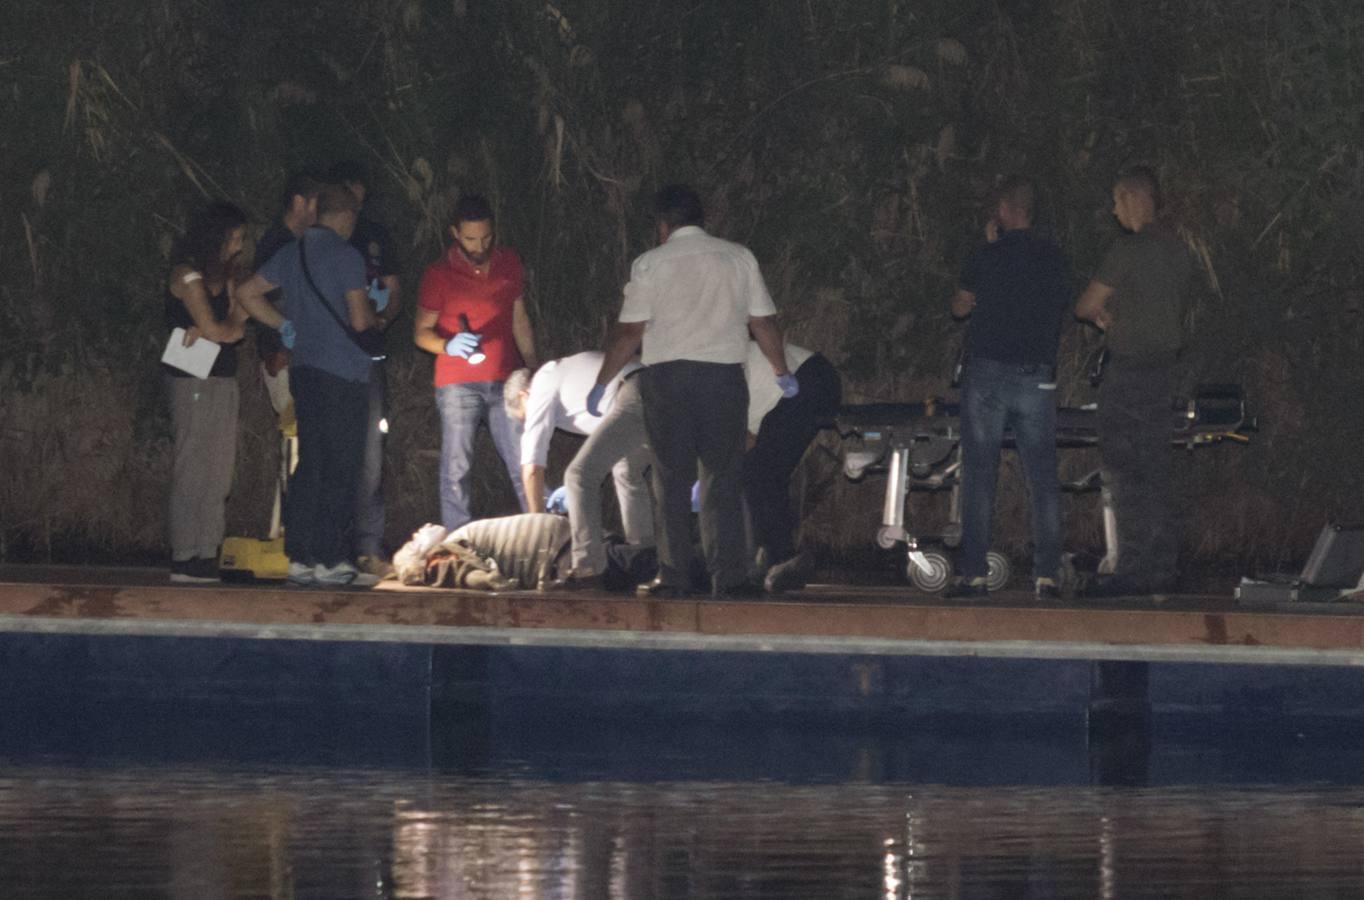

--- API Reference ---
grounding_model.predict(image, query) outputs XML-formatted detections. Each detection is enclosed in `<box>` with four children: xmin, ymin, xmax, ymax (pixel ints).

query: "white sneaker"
<box><xmin>313</xmin><ymin>561</ymin><xmax>380</xmax><ymax>588</ymax></box>
<box><xmin>287</xmin><ymin>561</ymin><xmax>316</xmax><ymax>586</ymax></box>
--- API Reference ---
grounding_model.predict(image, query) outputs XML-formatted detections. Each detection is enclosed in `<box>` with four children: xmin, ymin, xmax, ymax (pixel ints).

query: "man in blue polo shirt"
<box><xmin>237</xmin><ymin>181</ymin><xmax>380</xmax><ymax>587</ymax></box>
<box><xmin>946</xmin><ymin>176</ymin><xmax>1071</xmax><ymax>600</ymax></box>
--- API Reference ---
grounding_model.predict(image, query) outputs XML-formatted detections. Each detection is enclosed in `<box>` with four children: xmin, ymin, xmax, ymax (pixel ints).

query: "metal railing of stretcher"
<box><xmin>834</xmin><ymin>385</ymin><xmax>1255</xmax><ymax>592</ymax></box>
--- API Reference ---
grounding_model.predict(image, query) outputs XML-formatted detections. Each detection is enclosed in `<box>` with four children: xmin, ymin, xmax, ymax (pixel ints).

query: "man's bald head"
<box><xmin>1112</xmin><ymin>166</ymin><xmax>1161</xmax><ymax>233</ymax></box>
<box><xmin>1116</xmin><ymin>166</ymin><xmax>1162</xmax><ymax>208</ymax></box>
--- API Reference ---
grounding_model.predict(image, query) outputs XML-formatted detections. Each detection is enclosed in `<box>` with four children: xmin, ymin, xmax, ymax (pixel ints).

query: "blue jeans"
<box><xmin>435</xmin><ymin>380</ymin><xmax>527</xmax><ymax>530</ymax></box>
<box><xmin>958</xmin><ymin>358</ymin><xmax>1061</xmax><ymax>581</ymax></box>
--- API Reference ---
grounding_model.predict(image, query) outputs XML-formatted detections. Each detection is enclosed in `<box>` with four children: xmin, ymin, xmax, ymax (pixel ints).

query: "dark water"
<box><xmin>8</xmin><ymin>762</ymin><xmax>1364</xmax><ymax>899</ymax></box>
<box><xmin>7</xmin><ymin>635</ymin><xmax>1364</xmax><ymax>897</ymax></box>
<box><xmin>7</xmin><ymin>714</ymin><xmax>1364</xmax><ymax>899</ymax></box>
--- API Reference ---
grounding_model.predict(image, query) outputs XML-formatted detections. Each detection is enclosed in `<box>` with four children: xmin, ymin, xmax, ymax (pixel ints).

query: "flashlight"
<box><xmin>458</xmin><ymin>313</ymin><xmax>486</xmax><ymax>365</ymax></box>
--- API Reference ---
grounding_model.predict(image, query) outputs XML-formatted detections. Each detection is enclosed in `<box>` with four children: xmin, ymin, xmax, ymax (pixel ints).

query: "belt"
<box><xmin>969</xmin><ymin>357</ymin><xmax>1055</xmax><ymax>378</ymax></box>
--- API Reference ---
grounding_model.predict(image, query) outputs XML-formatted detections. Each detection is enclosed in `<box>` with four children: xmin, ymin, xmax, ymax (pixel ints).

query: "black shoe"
<box><xmin>636</xmin><ymin>578</ymin><xmax>689</xmax><ymax>599</ymax></box>
<box><xmin>170</xmin><ymin>557</ymin><xmax>220</xmax><ymax>584</ymax></box>
<box><xmin>1035</xmin><ymin>578</ymin><xmax>1062</xmax><ymax>602</ymax></box>
<box><xmin>1148</xmin><ymin>576</ymin><xmax>1178</xmax><ymax>595</ymax></box>
<box><xmin>559</xmin><ymin>571</ymin><xmax>605</xmax><ymax>592</ymax></box>
<box><xmin>942</xmin><ymin>578</ymin><xmax>988</xmax><ymax>599</ymax></box>
<box><xmin>763</xmin><ymin>554</ymin><xmax>809</xmax><ymax>594</ymax></box>
<box><xmin>1081</xmin><ymin>575</ymin><xmax>1153</xmax><ymax>599</ymax></box>
<box><xmin>712</xmin><ymin>581</ymin><xmax>765</xmax><ymax>600</ymax></box>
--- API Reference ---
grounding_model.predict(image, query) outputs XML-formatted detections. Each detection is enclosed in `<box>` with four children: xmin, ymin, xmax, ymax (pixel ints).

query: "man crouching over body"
<box><xmin>505</xmin><ymin>351</ymin><xmax>655</xmax><ymax>591</ymax></box>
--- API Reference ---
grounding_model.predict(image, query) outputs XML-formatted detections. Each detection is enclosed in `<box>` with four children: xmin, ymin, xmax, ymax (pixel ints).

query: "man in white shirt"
<box><xmin>741</xmin><ymin>340</ymin><xmax>842</xmax><ymax>593</ymax></box>
<box><xmin>590</xmin><ymin>184</ymin><xmax>794</xmax><ymax>598</ymax></box>
<box><xmin>506</xmin><ymin>351</ymin><xmax>654</xmax><ymax>588</ymax></box>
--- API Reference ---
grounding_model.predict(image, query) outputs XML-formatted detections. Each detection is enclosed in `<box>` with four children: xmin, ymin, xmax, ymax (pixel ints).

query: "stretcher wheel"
<box><xmin>986</xmin><ymin>551</ymin><xmax>1011</xmax><ymax>592</ymax></box>
<box><xmin>876</xmin><ymin>526</ymin><xmax>903</xmax><ymax>550</ymax></box>
<box><xmin>908</xmin><ymin>550</ymin><xmax>952</xmax><ymax>593</ymax></box>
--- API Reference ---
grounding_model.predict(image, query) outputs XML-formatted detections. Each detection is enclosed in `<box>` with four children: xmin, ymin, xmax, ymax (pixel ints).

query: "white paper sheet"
<box><xmin>161</xmin><ymin>327</ymin><xmax>221</xmax><ymax>379</ymax></box>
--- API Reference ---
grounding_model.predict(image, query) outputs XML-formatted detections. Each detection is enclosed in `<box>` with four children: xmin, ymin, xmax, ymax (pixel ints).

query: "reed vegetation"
<box><xmin>1</xmin><ymin>0</ymin><xmax>1360</xmax><ymax>576</ymax></box>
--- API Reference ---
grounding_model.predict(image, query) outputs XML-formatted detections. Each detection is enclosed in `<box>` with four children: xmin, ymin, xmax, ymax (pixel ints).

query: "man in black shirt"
<box><xmin>330</xmin><ymin>160</ymin><xmax>403</xmax><ymax>576</ymax></box>
<box><xmin>947</xmin><ymin>176</ymin><xmax>1071</xmax><ymax>600</ymax></box>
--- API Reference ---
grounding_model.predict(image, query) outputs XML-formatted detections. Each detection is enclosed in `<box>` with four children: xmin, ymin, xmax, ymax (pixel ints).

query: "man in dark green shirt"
<box><xmin>1075</xmin><ymin>166</ymin><xmax>1193</xmax><ymax>596</ymax></box>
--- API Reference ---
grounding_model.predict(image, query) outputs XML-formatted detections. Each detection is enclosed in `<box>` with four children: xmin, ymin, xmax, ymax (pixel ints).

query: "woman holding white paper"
<box><xmin>163</xmin><ymin>202</ymin><xmax>250</xmax><ymax>583</ymax></box>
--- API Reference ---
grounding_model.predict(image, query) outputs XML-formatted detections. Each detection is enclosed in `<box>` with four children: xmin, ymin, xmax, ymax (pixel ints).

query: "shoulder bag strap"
<box><xmin>298</xmin><ymin>236</ymin><xmax>369</xmax><ymax>349</ymax></box>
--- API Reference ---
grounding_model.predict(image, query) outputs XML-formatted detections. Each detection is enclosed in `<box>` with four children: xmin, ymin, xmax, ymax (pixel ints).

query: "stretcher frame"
<box><xmin>835</xmin><ymin>385</ymin><xmax>1253</xmax><ymax>592</ymax></box>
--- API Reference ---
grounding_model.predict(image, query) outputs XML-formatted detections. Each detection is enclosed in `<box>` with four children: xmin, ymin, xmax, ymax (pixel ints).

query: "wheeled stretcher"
<box><xmin>836</xmin><ymin>385</ymin><xmax>1254</xmax><ymax>591</ymax></box>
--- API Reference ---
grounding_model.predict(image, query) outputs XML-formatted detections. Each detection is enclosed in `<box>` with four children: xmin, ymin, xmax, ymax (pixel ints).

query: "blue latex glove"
<box><xmin>690</xmin><ymin>480</ymin><xmax>701</xmax><ymax>513</ymax></box>
<box><xmin>445</xmin><ymin>331</ymin><xmax>482</xmax><ymax>358</ymax></box>
<box><xmin>546</xmin><ymin>485</ymin><xmax>569</xmax><ymax>515</ymax></box>
<box><xmin>776</xmin><ymin>372</ymin><xmax>800</xmax><ymax>399</ymax></box>
<box><xmin>279</xmin><ymin>319</ymin><xmax>297</xmax><ymax>350</ymax></box>
<box><xmin>367</xmin><ymin>278</ymin><xmax>390</xmax><ymax>312</ymax></box>
<box><xmin>586</xmin><ymin>383</ymin><xmax>606</xmax><ymax>417</ymax></box>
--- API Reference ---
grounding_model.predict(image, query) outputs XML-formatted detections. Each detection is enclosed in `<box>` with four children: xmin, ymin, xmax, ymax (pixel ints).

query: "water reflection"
<box><xmin>7</xmin><ymin>763</ymin><xmax>1364</xmax><ymax>897</ymax></box>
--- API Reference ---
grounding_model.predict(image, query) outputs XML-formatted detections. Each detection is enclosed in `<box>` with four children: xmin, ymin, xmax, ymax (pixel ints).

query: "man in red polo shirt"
<box><xmin>414</xmin><ymin>194</ymin><xmax>540</xmax><ymax>529</ymax></box>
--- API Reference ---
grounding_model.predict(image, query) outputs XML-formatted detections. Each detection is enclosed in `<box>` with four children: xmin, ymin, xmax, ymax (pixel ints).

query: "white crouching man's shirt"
<box><xmin>519</xmin><ymin>350</ymin><xmax>643</xmax><ymax>468</ymax></box>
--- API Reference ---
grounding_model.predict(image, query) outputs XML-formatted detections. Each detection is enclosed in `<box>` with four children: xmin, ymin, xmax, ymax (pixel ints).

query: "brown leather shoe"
<box><xmin>559</xmin><ymin>572</ymin><xmax>605</xmax><ymax>592</ymax></box>
<box><xmin>712</xmin><ymin>581</ymin><xmax>765</xmax><ymax>600</ymax></box>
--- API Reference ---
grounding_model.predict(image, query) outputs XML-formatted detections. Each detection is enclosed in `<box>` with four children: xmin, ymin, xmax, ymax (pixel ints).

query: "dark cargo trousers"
<box><xmin>1098</xmin><ymin>355</ymin><xmax>1178</xmax><ymax>587</ymax></box>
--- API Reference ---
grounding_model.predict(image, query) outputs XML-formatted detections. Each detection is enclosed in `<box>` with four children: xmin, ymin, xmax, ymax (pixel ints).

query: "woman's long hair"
<box><xmin>171</xmin><ymin>202</ymin><xmax>247</xmax><ymax>284</ymax></box>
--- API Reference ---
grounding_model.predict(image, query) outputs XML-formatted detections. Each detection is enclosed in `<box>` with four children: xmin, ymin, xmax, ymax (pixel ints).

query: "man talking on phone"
<box><xmin>946</xmin><ymin>176</ymin><xmax>1071</xmax><ymax>601</ymax></box>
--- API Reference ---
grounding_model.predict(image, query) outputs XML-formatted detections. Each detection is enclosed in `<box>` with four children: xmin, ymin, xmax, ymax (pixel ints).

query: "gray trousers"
<box><xmin>564</xmin><ymin>375</ymin><xmax>655</xmax><ymax>575</ymax></box>
<box><xmin>639</xmin><ymin>360</ymin><xmax>748</xmax><ymax>592</ymax></box>
<box><xmin>167</xmin><ymin>375</ymin><xmax>239</xmax><ymax>561</ymax></box>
